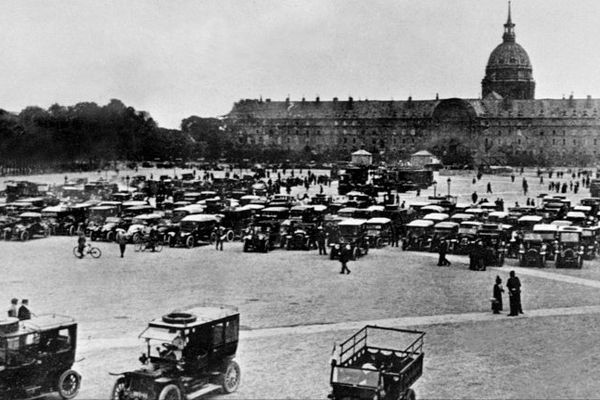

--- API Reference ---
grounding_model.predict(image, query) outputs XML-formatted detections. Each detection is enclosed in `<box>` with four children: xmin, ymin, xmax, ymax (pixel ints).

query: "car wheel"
<box><xmin>243</xmin><ymin>241</ymin><xmax>249</xmax><ymax>252</ymax></box>
<box><xmin>221</xmin><ymin>360</ymin><xmax>241</xmax><ymax>394</ymax></box>
<box><xmin>90</xmin><ymin>232</ymin><xmax>96</xmax><ymax>241</ymax></box>
<box><xmin>132</xmin><ymin>232</ymin><xmax>141</xmax><ymax>244</ymax></box>
<box><xmin>185</xmin><ymin>236</ymin><xmax>195</xmax><ymax>248</ymax></box>
<box><xmin>404</xmin><ymin>388</ymin><xmax>416</xmax><ymax>400</ymax></box>
<box><xmin>110</xmin><ymin>377</ymin><xmax>128</xmax><ymax>400</ymax></box>
<box><xmin>158</xmin><ymin>384</ymin><xmax>181</xmax><ymax>400</ymax></box>
<box><xmin>262</xmin><ymin>241</ymin><xmax>269</xmax><ymax>253</ymax></box>
<box><xmin>69</xmin><ymin>226</ymin><xmax>75</xmax><ymax>236</ymax></box>
<box><xmin>57</xmin><ymin>369</ymin><xmax>81</xmax><ymax>400</ymax></box>
<box><xmin>106</xmin><ymin>231</ymin><xmax>114</xmax><ymax>242</ymax></box>
<box><xmin>4</xmin><ymin>231</ymin><xmax>10</xmax><ymax>241</ymax></box>
<box><xmin>44</xmin><ymin>228</ymin><xmax>50</xmax><ymax>237</ymax></box>
<box><xmin>376</xmin><ymin>238</ymin><xmax>383</xmax><ymax>248</ymax></box>
<box><xmin>20</xmin><ymin>231</ymin><xmax>29</xmax><ymax>241</ymax></box>
<box><xmin>352</xmin><ymin>248</ymin><xmax>358</xmax><ymax>260</ymax></box>
<box><xmin>226</xmin><ymin>230</ymin><xmax>234</xmax><ymax>242</ymax></box>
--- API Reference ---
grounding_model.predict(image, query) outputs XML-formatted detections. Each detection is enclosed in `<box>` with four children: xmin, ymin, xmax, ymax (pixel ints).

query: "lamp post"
<box><xmin>433</xmin><ymin>180</ymin><xmax>437</xmax><ymax>198</ymax></box>
<box><xmin>447</xmin><ymin>177</ymin><xmax>451</xmax><ymax>196</ymax></box>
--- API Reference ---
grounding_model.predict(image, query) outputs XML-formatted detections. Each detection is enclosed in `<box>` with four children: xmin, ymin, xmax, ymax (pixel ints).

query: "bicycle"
<box><xmin>134</xmin><ymin>238</ymin><xmax>163</xmax><ymax>253</ymax></box>
<box><xmin>72</xmin><ymin>244</ymin><xmax>102</xmax><ymax>259</ymax></box>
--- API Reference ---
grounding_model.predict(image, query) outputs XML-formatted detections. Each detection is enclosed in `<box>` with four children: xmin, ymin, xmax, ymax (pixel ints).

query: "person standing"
<box><xmin>18</xmin><ymin>299</ymin><xmax>31</xmax><ymax>320</ymax></box>
<box><xmin>492</xmin><ymin>276</ymin><xmax>504</xmax><ymax>314</ymax></box>
<box><xmin>8</xmin><ymin>298</ymin><xmax>18</xmax><ymax>318</ymax></box>
<box><xmin>437</xmin><ymin>239</ymin><xmax>450</xmax><ymax>266</ymax></box>
<box><xmin>317</xmin><ymin>227</ymin><xmax>327</xmax><ymax>255</ymax></box>
<box><xmin>487</xmin><ymin>182</ymin><xmax>493</xmax><ymax>194</ymax></box>
<box><xmin>77</xmin><ymin>232</ymin><xmax>86</xmax><ymax>258</ymax></box>
<box><xmin>117</xmin><ymin>231</ymin><xmax>127</xmax><ymax>258</ymax></box>
<box><xmin>471</xmin><ymin>191</ymin><xmax>478</xmax><ymax>204</ymax></box>
<box><xmin>214</xmin><ymin>226</ymin><xmax>223</xmax><ymax>251</ymax></box>
<box><xmin>506</xmin><ymin>270</ymin><xmax>522</xmax><ymax>316</ymax></box>
<box><xmin>339</xmin><ymin>245</ymin><xmax>351</xmax><ymax>274</ymax></box>
<box><xmin>390</xmin><ymin>225</ymin><xmax>399</xmax><ymax>247</ymax></box>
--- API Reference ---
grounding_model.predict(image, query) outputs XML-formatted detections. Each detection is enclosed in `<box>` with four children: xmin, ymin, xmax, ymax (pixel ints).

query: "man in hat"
<box><xmin>117</xmin><ymin>230</ymin><xmax>127</xmax><ymax>258</ymax></box>
<box><xmin>7</xmin><ymin>298</ymin><xmax>18</xmax><ymax>318</ymax></box>
<box><xmin>437</xmin><ymin>239</ymin><xmax>451</xmax><ymax>266</ymax></box>
<box><xmin>317</xmin><ymin>226</ymin><xmax>327</xmax><ymax>255</ymax></box>
<box><xmin>339</xmin><ymin>245</ymin><xmax>351</xmax><ymax>274</ymax></box>
<box><xmin>18</xmin><ymin>299</ymin><xmax>31</xmax><ymax>320</ymax></box>
<box><xmin>506</xmin><ymin>270</ymin><xmax>522</xmax><ymax>316</ymax></box>
<box><xmin>76</xmin><ymin>231</ymin><xmax>86</xmax><ymax>258</ymax></box>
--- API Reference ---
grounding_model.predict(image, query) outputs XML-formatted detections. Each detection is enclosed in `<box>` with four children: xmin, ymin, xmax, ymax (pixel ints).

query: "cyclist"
<box><xmin>77</xmin><ymin>232</ymin><xmax>86</xmax><ymax>258</ymax></box>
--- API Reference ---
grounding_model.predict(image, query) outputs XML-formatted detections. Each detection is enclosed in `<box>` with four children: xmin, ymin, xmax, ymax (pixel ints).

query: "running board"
<box><xmin>186</xmin><ymin>383</ymin><xmax>221</xmax><ymax>399</ymax></box>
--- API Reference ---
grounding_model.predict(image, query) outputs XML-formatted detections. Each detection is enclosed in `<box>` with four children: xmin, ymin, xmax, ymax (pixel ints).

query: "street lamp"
<box><xmin>447</xmin><ymin>177</ymin><xmax>451</xmax><ymax>196</ymax></box>
<box><xmin>432</xmin><ymin>180</ymin><xmax>437</xmax><ymax>197</ymax></box>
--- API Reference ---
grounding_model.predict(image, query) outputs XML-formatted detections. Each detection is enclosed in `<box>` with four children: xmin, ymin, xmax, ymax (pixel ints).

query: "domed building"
<box><xmin>224</xmin><ymin>2</ymin><xmax>600</xmax><ymax>167</ymax></box>
<box><xmin>482</xmin><ymin>2</ymin><xmax>535</xmax><ymax>100</ymax></box>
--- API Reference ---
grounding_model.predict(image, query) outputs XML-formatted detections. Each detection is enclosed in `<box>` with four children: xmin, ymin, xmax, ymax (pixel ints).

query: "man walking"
<box><xmin>506</xmin><ymin>270</ymin><xmax>523</xmax><ymax>316</ymax></box>
<box><xmin>437</xmin><ymin>239</ymin><xmax>451</xmax><ymax>266</ymax></box>
<box><xmin>117</xmin><ymin>230</ymin><xmax>127</xmax><ymax>258</ymax></box>
<box><xmin>339</xmin><ymin>245</ymin><xmax>351</xmax><ymax>274</ymax></box>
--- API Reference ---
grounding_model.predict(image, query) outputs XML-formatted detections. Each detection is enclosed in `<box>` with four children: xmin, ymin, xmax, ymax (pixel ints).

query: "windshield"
<box><xmin>339</xmin><ymin>225</ymin><xmax>361</xmax><ymax>237</ymax></box>
<box><xmin>459</xmin><ymin>227</ymin><xmax>477</xmax><ymax>235</ymax></box>
<box><xmin>560</xmin><ymin>232</ymin><xmax>580</xmax><ymax>242</ymax></box>
<box><xmin>180</xmin><ymin>221</ymin><xmax>197</xmax><ymax>232</ymax></box>
<box><xmin>332</xmin><ymin>366</ymin><xmax>380</xmax><ymax>388</ymax></box>
<box><xmin>535</xmin><ymin>232</ymin><xmax>556</xmax><ymax>241</ymax></box>
<box><xmin>105</xmin><ymin>217</ymin><xmax>121</xmax><ymax>224</ymax></box>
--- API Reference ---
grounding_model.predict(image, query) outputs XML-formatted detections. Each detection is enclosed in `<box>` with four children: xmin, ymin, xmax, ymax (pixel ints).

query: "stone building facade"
<box><xmin>223</xmin><ymin>5</ymin><xmax>600</xmax><ymax>166</ymax></box>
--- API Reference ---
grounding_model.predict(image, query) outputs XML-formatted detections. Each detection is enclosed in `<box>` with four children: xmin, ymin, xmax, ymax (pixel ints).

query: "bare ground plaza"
<box><xmin>3</xmin><ymin>167</ymin><xmax>600</xmax><ymax>399</ymax></box>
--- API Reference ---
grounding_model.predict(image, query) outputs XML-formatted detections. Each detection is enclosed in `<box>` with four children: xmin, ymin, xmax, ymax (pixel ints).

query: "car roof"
<box><xmin>134</xmin><ymin>213</ymin><xmax>163</xmax><ymax>220</ymax></box>
<box><xmin>261</xmin><ymin>207</ymin><xmax>289</xmax><ymax>212</ymax></box>
<box><xmin>173</xmin><ymin>204</ymin><xmax>205</xmax><ymax>213</ymax></box>
<box><xmin>122</xmin><ymin>201</ymin><xmax>149</xmax><ymax>207</ymax></box>
<box><xmin>489</xmin><ymin>211</ymin><xmax>508</xmax><ymax>218</ymax></box>
<box><xmin>42</xmin><ymin>205</ymin><xmax>70</xmax><ymax>213</ymax></box>
<box><xmin>2</xmin><ymin>314</ymin><xmax>76</xmax><ymax>338</ymax></box>
<box><xmin>566</xmin><ymin>211</ymin><xmax>587</xmax><ymax>218</ymax></box>
<box><xmin>19</xmin><ymin>212</ymin><xmax>41</xmax><ymax>218</ymax></box>
<box><xmin>460</xmin><ymin>221</ymin><xmax>483</xmax><ymax>227</ymax></box>
<box><xmin>338</xmin><ymin>218</ymin><xmax>367</xmax><ymax>226</ymax></box>
<box><xmin>181</xmin><ymin>214</ymin><xmax>219</xmax><ymax>222</ymax></box>
<box><xmin>367</xmin><ymin>205</ymin><xmax>385</xmax><ymax>212</ymax></box>
<box><xmin>435</xmin><ymin>221</ymin><xmax>459</xmax><ymax>229</ymax></box>
<box><xmin>518</xmin><ymin>215</ymin><xmax>544</xmax><ymax>222</ymax></box>
<box><xmin>366</xmin><ymin>217</ymin><xmax>391</xmax><ymax>224</ymax></box>
<box><xmin>558</xmin><ymin>226</ymin><xmax>583</xmax><ymax>232</ymax></box>
<box><xmin>90</xmin><ymin>205</ymin><xmax>117</xmax><ymax>211</ymax></box>
<box><xmin>146</xmin><ymin>306</ymin><xmax>239</xmax><ymax>331</ymax></box>
<box><xmin>406</xmin><ymin>219</ymin><xmax>435</xmax><ymax>227</ymax></box>
<box><xmin>423</xmin><ymin>213</ymin><xmax>449</xmax><ymax>221</ymax></box>
<box><xmin>533</xmin><ymin>224</ymin><xmax>558</xmax><ymax>232</ymax></box>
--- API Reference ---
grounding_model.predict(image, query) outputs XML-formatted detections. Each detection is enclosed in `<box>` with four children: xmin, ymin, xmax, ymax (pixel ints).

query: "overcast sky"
<box><xmin>0</xmin><ymin>0</ymin><xmax>599</xmax><ymax>128</ymax></box>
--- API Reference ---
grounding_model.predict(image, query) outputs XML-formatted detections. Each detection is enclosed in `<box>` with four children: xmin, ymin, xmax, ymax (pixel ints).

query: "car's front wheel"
<box><xmin>158</xmin><ymin>384</ymin><xmax>181</xmax><ymax>400</ymax></box>
<box><xmin>57</xmin><ymin>369</ymin><xmax>81</xmax><ymax>399</ymax></box>
<box><xmin>20</xmin><ymin>231</ymin><xmax>29</xmax><ymax>241</ymax></box>
<box><xmin>110</xmin><ymin>377</ymin><xmax>127</xmax><ymax>400</ymax></box>
<box><xmin>185</xmin><ymin>236</ymin><xmax>195</xmax><ymax>248</ymax></box>
<box><xmin>221</xmin><ymin>360</ymin><xmax>241</xmax><ymax>394</ymax></box>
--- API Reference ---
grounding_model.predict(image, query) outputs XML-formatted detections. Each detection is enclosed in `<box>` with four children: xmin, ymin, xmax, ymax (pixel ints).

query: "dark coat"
<box><xmin>18</xmin><ymin>305</ymin><xmax>31</xmax><ymax>320</ymax></box>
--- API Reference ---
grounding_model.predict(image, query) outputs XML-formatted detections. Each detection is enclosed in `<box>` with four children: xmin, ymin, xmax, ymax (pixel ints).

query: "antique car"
<box><xmin>475</xmin><ymin>224</ymin><xmax>507</xmax><ymax>267</ymax></box>
<box><xmin>0</xmin><ymin>314</ymin><xmax>81</xmax><ymax>399</ymax></box>
<box><xmin>41</xmin><ymin>205</ymin><xmax>79</xmax><ymax>236</ymax></box>
<box><xmin>519</xmin><ymin>231</ymin><xmax>551</xmax><ymax>268</ymax></box>
<box><xmin>242</xmin><ymin>220</ymin><xmax>281</xmax><ymax>252</ymax></box>
<box><xmin>531</xmin><ymin>224</ymin><xmax>558</xmax><ymax>261</ymax></box>
<box><xmin>430</xmin><ymin>221</ymin><xmax>459</xmax><ymax>252</ymax></box>
<box><xmin>402</xmin><ymin>219</ymin><xmax>435</xmax><ymax>251</ymax></box>
<box><xmin>110</xmin><ymin>306</ymin><xmax>240</xmax><ymax>400</ymax></box>
<box><xmin>328</xmin><ymin>325</ymin><xmax>425</xmax><ymax>400</ymax></box>
<box><xmin>329</xmin><ymin>218</ymin><xmax>369</xmax><ymax>260</ymax></box>
<box><xmin>289</xmin><ymin>205</ymin><xmax>323</xmax><ymax>223</ymax></box>
<box><xmin>565</xmin><ymin>211</ymin><xmax>588</xmax><ymax>227</ymax></box>
<box><xmin>421</xmin><ymin>213</ymin><xmax>449</xmax><ymax>224</ymax></box>
<box><xmin>86</xmin><ymin>205</ymin><xmax>119</xmax><ymax>239</ymax></box>
<box><xmin>555</xmin><ymin>226</ymin><xmax>584</xmax><ymax>269</ymax></box>
<box><xmin>581</xmin><ymin>226</ymin><xmax>600</xmax><ymax>260</ymax></box>
<box><xmin>220</xmin><ymin>207</ymin><xmax>254</xmax><ymax>242</ymax></box>
<box><xmin>283</xmin><ymin>221</ymin><xmax>318</xmax><ymax>250</ymax></box>
<box><xmin>453</xmin><ymin>221</ymin><xmax>483</xmax><ymax>255</ymax></box>
<box><xmin>345</xmin><ymin>192</ymin><xmax>373</xmax><ymax>209</ymax></box>
<box><xmin>94</xmin><ymin>216</ymin><xmax>129</xmax><ymax>242</ymax></box>
<box><xmin>257</xmin><ymin>206</ymin><xmax>289</xmax><ymax>222</ymax></box>
<box><xmin>126</xmin><ymin>213</ymin><xmax>164</xmax><ymax>244</ymax></box>
<box><xmin>487</xmin><ymin>211</ymin><xmax>509</xmax><ymax>224</ymax></box>
<box><xmin>267</xmin><ymin>194</ymin><xmax>297</xmax><ymax>208</ymax></box>
<box><xmin>170</xmin><ymin>214</ymin><xmax>220</xmax><ymax>248</ymax></box>
<box><xmin>364</xmin><ymin>217</ymin><xmax>392</xmax><ymax>248</ymax></box>
<box><xmin>448</xmin><ymin>213</ymin><xmax>475</xmax><ymax>224</ymax></box>
<box><xmin>5</xmin><ymin>212</ymin><xmax>51</xmax><ymax>241</ymax></box>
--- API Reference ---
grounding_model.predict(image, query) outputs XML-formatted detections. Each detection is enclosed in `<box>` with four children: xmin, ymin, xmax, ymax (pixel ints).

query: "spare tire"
<box><xmin>162</xmin><ymin>312</ymin><xmax>197</xmax><ymax>324</ymax></box>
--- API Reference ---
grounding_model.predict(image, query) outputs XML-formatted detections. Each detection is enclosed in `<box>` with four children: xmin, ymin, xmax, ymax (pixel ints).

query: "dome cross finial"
<box><xmin>503</xmin><ymin>0</ymin><xmax>516</xmax><ymax>42</ymax></box>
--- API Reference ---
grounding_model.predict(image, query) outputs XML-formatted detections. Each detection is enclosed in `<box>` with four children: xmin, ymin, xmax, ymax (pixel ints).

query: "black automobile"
<box><xmin>170</xmin><ymin>214</ymin><xmax>219</xmax><ymax>248</ymax></box>
<box><xmin>110</xmin><ymin>306</ymin><xmax>240</xmax><ymax>400</ymax></box>
<box><xmin>41</xmin><ymin>205</ymin><xmax>79</xmax><ymax>236</ymax></box>
<box><xmin>283</xmin><ymin>221</ymin><xmax>317</xmax><ymax>250</ymax></box>
<box><xmin>242</xmin><ymin>220</ymin><xmax>281</xmax><ymax>252</ymax></box>
<box><xmin>0</xmin><ymin>314</ymin><xmax>81</xmax><ymax>399</ymax></box>
<box><xmin>329</xmin><ymin>218</ymin><xmax>369</xmax><ymax>260</ymax></box>
<box><xmin>556</xmin><ymin>226</ymin><xmax>584</xmax><ymax>268</ymax></box>
<box><xmin>5</xmin><ymin>212</ymin><xmax>51</xmax><ymax>241</ymax></box>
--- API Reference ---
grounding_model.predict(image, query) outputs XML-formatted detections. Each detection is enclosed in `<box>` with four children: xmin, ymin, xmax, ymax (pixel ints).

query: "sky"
<box><xmin>1</xmin><ymin>0</ymin><xmax>600</xmax><ymax>129</ymax></box>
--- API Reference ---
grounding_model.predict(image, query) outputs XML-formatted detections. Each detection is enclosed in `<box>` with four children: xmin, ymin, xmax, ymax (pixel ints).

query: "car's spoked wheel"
<box><xmin>221</xmin><ymin>360</ymin><xmax>241</xmax><ymax>393</ymax></box>
<box><xmin>57</xmin><ymin>369</ymin><xmax>81</xmax><ymax>399</ymax></box>
<box><xmin>111</xmin><ymin>377</ymin><xmax>127</xmax><ymax>400</ymax></box>
<box><xmin>158</xmin><ymin>384</ymin><xmax>181</xmax><ymax>400</ymax></box>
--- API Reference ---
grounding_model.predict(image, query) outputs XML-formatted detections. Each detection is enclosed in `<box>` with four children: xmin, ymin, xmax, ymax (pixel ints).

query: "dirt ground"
<box><xmin>4</xmin><ymin>166</ymin><xmax>600</xmax><ymax>399</ymax></box>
